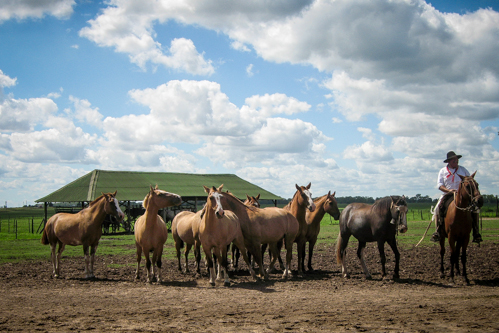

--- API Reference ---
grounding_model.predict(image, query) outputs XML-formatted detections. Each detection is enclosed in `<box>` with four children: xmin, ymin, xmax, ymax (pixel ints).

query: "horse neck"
<box><xmin>288</xmin><ymin>192</ymin><xmax>307</xmax><ymax>221</ymax></box>
<box><xmin>202</xmin><ymin>198</ymin><xmax>219</xmax><ymax>228</ymax></box>
<box><xmin>454</xmin><ymin>185</ymin><xmax>471</xmax><ymax>208</ymax></box>
<box><xmin>143</xmin><ymin>198</ymin><xmax>161</xmax><ymax>225</ymax></box>
<box><xmin>223</xmin><ymin>193</ymin><xmax>251</xmax><ymax>216</ymax></box>
<box><xmin>86</xmin><ymin>197</ymin><xmax>109</xmax><ymax>225</ymax></box>
<box><xmin>307</xmin><ymin>195</ymin><xmax>327</xmax><ymax>224</ymax></box>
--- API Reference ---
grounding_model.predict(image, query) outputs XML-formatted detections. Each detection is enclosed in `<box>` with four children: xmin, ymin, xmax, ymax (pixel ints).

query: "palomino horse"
<box><xmin>172</xmin><ymin>208</ymin><xmax>204</xmax><ymax>274</ymax></box>
<box><xmin>41</xmin><ymin>191</ymin><xmax>125</xmax><ymax>278</ymax></box>
<box><xmin>283</xmin><ymin>183</ymin><xmax>316</xmax><ymax>275</ymax></box>
<box><xmin>215</xmin><ymin>186</ymin><xmax>299</xmax><ymax>279</ymax></box>
<box><xmin>199</xmin><ymin>185</ymin><xmax>256</xmax><ymax>286</ymax></box>
<box><xmin>134</xmin><ymin>185</ymin><xmax>182</xmax><ymax>283</ymax></box>
<box><xmin>336</xmin><ymin>196</ymin><xmax>408</xmax><ymax>280</ymax></box>
<box><xmin>231</xmin><ymin>194</ymin><xmax>261</xmax><ymax>269</ymax></box>
<box><xmin>303</xmin><ymin>191</ymin><xmax>340</xmax><ymax>271</ymax></box>
<box><xmin>439</xmin><ymin>172</ymin><xmax>482</xmax><ymax>284</ymax></box>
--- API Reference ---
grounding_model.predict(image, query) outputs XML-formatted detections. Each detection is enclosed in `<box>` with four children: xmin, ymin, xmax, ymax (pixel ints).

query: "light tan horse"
<box><xmin>283</xmin><ymin>183</ymin><xmax>316</xmax><ymax>276</ymax></box>
<box><xmin>231</xmin><ymin>194</ymin><xmax>261</xmax><ymax>269</ymax></box>
<box><xmin>199</xmin><ymin>185</ymin><xmax>257</xmax><ymax>286</ymax></box>
<box><xmin>172</xmin><ymin>208</ymin><xmax>204</xmax><ymax>274</ymax></box>
<box><xmin>41</xmin><ymin>191</ymin><xmax>125</xmax><ymax>278</ymax></box>
<box><xmin>134</xmin><ymin>185</ymin><xmax>182</xmax><ymax>283</ymax></box>
<box><xmin>216</xmin><ymin>186</ymin><xmax>299</xmax><ymax>279</ymax></box>
<box><xmin>304</xmin><ymin>191</ymin><xmax>340</xmax><ymax>271</ymax></box>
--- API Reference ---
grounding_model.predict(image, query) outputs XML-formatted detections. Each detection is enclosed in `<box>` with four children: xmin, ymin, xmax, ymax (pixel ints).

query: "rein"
<box><xmin>454</xmin><ymin>179</ymin><xmax>481</xmax><ymax>213</ymax></box>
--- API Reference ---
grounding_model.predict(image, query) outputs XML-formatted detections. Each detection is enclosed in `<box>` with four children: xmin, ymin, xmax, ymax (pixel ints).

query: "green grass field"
<box><xmin>0</xmin><ymin>205</ymin><xmax>497</xmax><ymax>265</ymax></box>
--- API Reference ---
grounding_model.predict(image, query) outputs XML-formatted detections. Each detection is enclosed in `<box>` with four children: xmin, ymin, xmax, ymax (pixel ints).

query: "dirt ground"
<box><xmin>1</xmin><ymin>241</ymin><xmax>498</xmax><ymax>332</ymax></box>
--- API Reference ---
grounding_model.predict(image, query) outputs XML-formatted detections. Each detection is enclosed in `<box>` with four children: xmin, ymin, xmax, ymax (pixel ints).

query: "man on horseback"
<box><xmin>431</xmin><ymin>151</ymin><xmax>482</xmax><ymax>243</ymax></box>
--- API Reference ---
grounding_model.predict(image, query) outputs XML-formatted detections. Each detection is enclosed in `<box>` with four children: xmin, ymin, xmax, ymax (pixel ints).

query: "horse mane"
<box><xmin>88</xmin><ymin>193</ymin><xmax>109</xmax><ymax>207</ymax></box>
<box><xmin>371</xmin><ymin>196</ymin><xmax>406</xmax><ymax>215</ymax></box>
<box><xmin>142</xmin><ymin>192</ymin><xmax>151</xmax><ymax>210</ymax></box>
<box><xmin>313</xmin><ymin>194</ymin><xmax>329</xmax><ymax>205</ymax></box>
<box><xmin>283</xmin><ymin>190</ymin><xmax>299</xmax><ymax>210</ymax></box>
<box><xmin>222</xmin><ymin>191</ymin><xmax>258</xmax><ymax>212</ymax></box>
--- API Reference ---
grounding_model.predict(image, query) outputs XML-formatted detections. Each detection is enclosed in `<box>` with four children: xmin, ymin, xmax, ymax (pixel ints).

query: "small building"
<box><xmin>35</xmin><ymin>169</ymin><xmax>282</xmax><ymax>232</ymax></box>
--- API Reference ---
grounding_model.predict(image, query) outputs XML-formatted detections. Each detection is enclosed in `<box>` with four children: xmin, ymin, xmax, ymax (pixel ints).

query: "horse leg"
<box><xmin>387</xmin><ymin>239</ymin><xmax>401</xmax><ymax>280</ymax></box>
<box><xmin>155</xmin><ymin>249</ymin><xmax>163</xmax><ymax>283</ymax></box>
<box><xmin>336</xmin><ymin>232</ymin><xmax>350</xmax><ymax>278</ymax></box>
<box><xmin>184</xmin><ymin>243</ymin><xmax>192</xmax><ymax>274</ymax></box>
<box><xmin>89</xmin><ymin>244</ymin><xmax>98</xmax><ymax>278</ymax></box>
<box><xmin>266</xmin><ymin>242</ymin><xmax>279</xmax><ymax>274</ymax></box>
<box><xmin>194</xmin><ymin>241</ymin><xmax>202</xmax><ymax>276</ymax></box>
<box><xmin>135</xmin><ymin>243</ymin><xmax>142</xmax><ymax>280</ymax></box>
<box><xmin>439</xmin><ymin>237</ymin><xmax>446</xmax><ymax>279</ymax></box>
<box><xmin>203</xmin><ymin>247</ymin><xmax>216</xmax><ymax>286</ymax></box>
<box><xmin>449</xmin><ymin>237</ymin><xmax>457</xmax><ymax>283</ymax></box>
<box><xmin>454</xmin><ymin>240</ymin><xmax>462</xmax><ymax>276</ymax></box>
<box><xmin>462</xmin><ymin>240</ymin><xmax>470</xmax><ymax>285</ymax></box>
<box><xmin>357</xmin><ymin>241</ymin><xmax>371</xmax><ymax>279</ymax></box>
<box><xmin>175</xmin><ymin>240</ymin><xmax>182</xmax><ymax>272</ymax></box>
<box><xmin>377</xmin><ymin>241</ymin><xmax>387</xmax><ymax>278</ymax></box>
<box><xmin>277</xmin><ymin>238</ymin><xmax>284</xmax><ymax>270</ymax></box>
<box><xmin>307</xmin><ymin>238</ymin><xmax>317</xmax><ymax>272</ymax></box>
<box><xmin>50</xmin><ymin>243</ymin><xmax>57</xmax><ymax>277</ymax></box>
<box><xmin>144</xmin><ymin>250</ymin><xmax>153</xmax><ymax>283</ymax></box>
<box><xmin>231</xmin><ymin>243</ymin><xmax>240</xmax><ymax>270</ymax></box>
<box><xmin>232</xmin><ymin>237</ymin><xmax>257</xmax><ymax>280</ymax></box>
<box><xmin>283</xmin><ymin>235</ymin><xmax>294</xmax><ymax>279</ymax></box>
<box><xmin>83</xmin><ymin>244</ymin><xmax>91</xmax><ymax>279</ymax></box>
<box><xmin>221</xmin><ymin>245</ymin><xmax>230</xmax><ymax>287</ymax></box>
<box><xmin>249</xmin><ymin>242</ymin><xmax>267</xmax><ymax>280</ymax></box>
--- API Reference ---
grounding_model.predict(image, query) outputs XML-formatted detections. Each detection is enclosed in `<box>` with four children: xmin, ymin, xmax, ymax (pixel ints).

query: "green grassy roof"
<box><xmin>35</xmin><ymin>169</ymin><xmax>282</xmax><ymax>202</ymax></box>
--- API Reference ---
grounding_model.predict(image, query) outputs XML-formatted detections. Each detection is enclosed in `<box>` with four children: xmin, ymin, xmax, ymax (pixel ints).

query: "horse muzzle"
<box><xmin>216</xmin><ymin>209</ymin><xmax>225</xmax><ymax>219</ymax></box>
<box><xmin>398</xmin><ymin>224</ymin><xmax>408</xmax><ymax>233</ymax></box>
<box><xmin>308</xmin><ymin>203</ymin><xmax>316</xmax><ymax>212</ymax></box>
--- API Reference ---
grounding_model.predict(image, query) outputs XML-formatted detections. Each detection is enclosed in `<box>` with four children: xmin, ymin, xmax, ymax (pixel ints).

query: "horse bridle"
<box><xmin>390</xmin><ymin>198</ymin><xmax>408</xmax><ymax>228</ymax></box>
<box><xmin>454</xmin><ymin>178</ymin><xmax>481</xmax><ymax>213</ymax></box>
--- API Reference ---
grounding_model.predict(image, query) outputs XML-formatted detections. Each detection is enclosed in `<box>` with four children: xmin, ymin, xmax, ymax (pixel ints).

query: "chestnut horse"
<box><xmin>172</xmin><ymin>208</ymin><xmax>204</xmax><ymax>274</ymax></box>
<box><xmin>134</xmin><ymin>185</ymin><xmax>182</xmax><ymax>283</ymax></box>
<box><xmin>199</xmin><ymin>185</ymin><xmax>256</xmax><ymax>286</ymax></box>
<box><xmin>41</xmin><ymin>191</ymin><xmax>125</xmax><ymax>278</ymax></box>
<box><xmin>303</xmin><ymin>191</ymin><xmax>340</xmax><ymax>271</ymax></box>
<box><xmin>215</xmin><ymin>186</ymin><xmax>299</xmax><ymax>279</ymax></box>
<box><xmin>336</xmin><ymin>196</ymin><xmax>408</xmax><ymax>280</ymax></box>
<box><xmin>283</xmin><ymin>183</ymin><xmax>316</xmax><ymax>276</ymax></box>
<box><xmin>439</xmin><ymin>172</ymin><xmax>482</xmax><ymax>284</ymax></box>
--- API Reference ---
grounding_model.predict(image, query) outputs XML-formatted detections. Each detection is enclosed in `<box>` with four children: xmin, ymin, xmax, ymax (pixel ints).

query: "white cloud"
<box><xmin>0</xmin><ymin>70</ymin><xmax>17</xmax><ymax>88</ymax></box>
<box><xmin>246</xmin><ymin>64</ymin><xmax>254</xmax><ymax>77</ymax></box>
<box><xmin>0</xmin><ymin>0</ymin><xmax>75</xmax><ymax>22</ymax></box>
<box><xmin>0</xmin><ymin>96</ymin><xmax>58</xmax><ymax>133</ymax></box>
<box><xmin>68</xmin><ymin>96</ymin><xmax>104</xmax><ymax>129</ymax></box>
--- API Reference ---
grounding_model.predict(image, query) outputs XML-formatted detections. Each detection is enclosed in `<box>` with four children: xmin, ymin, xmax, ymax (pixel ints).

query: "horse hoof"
<box><xmin>224</xmin><ymin>281</ymin><xmax>231</xmax><ymax>287</ymax></box>
<box><xmin>210</xmin><ymin>282</ymin><xmax>216</xmax><ymax>287</ymax></box>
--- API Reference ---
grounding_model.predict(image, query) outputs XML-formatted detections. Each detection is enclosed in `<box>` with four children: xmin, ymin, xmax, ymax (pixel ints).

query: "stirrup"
<box><xmin>430</xmin><ymin>232</ymin><xmax>440</xmax><ymax>242</ymax></box>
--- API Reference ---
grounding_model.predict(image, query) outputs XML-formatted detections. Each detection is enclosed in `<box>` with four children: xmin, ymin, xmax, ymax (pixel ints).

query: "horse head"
<box><xmin>203</xmin><ymin>184</ymin><xmax>225</xmax><ymax>219</ymax></box>
<box><xmin>295</xmin><ymin>183</ymin><xmax>316</xmax><ymax>212</ymax></box>
<box><xmin>390</xmin><ymin>195</ymin><xmax>408</xmax><ymax>233</ymax></box>
<box><xmin>244</xmin><ymin>194</ymin><xmax>261</xmax><ymax>208</ymax></box>
<box><xmin>147</xmin><ymin>185</ymin><xmax>182</xmax><ymax>209</ymax></box>
<box><xmin>102</xmin><ymin>191</ymin><xmax>125</xmax><ymax>222</ymax></box>
<box><xmin>457</xmin><ymin>171</ymin><xmax>483</xmax><ymax>210</ymax></box>
<box><xmin>324</xmin><ymin>191</ymin><xmax>340</xmax><ymax>220</ymax></box>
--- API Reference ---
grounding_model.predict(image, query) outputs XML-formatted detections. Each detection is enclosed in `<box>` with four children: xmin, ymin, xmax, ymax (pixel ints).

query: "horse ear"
<box><xmin>471</xmin><ymin>171</ymin><xmax>477</xmax><ymax>178</ymax></box>
<box><xmin>203</xmin><ymin>185</ymin><xmax>210</xmax><ymax>194</ymax></box>
<box><xmin>256</xmin><ymin>194</ymin><xmax>260</xmax><ymax>200</ymax></box>
<box><xmin>218</xmin><ymin>184</ymin><xmax>224</xmax><ymax>192</ymax></box>
<box><xmin>295</xmin><ymin>184</ymin><xmax>301</xmax><ymax>191</ymax></box>
<box><xmin>306</xmin><ymin>182</ymin><xmax>311</xmax><ymax>190</ymax></box>
<box><xmin>246</xmin><ymin>194</ymin><xmax>251</xmax><ymax>200</ymax></box>
<box><xmin>155</xmin><ymin>184</ymin><xmax>159</xmax><ymax>190</ymax></box>
<box><xmin>150</xmin><ymin>185</ymin><xmax>154</xmax><ymax>192</ymax></box>
<box><xmin>458</xmin><ymin>174</ymin><xmax>465</xmax><ymax>181</ymax></box>
<box><xmin>332</xmin><ymin>191</ymin><xmax>336</xmax><ymax>198</ymax></box>
<box><xmin>112</xmin><ymin>190</ymin><xmax>117</xmax><ymax>197</ymax></box>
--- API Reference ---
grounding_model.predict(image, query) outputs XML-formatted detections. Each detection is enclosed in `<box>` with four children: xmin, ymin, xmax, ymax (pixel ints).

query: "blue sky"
<box><xmin>1</xmin><ymin>0</ymin><xmax>498</xmax><ymax>207</ymax></box>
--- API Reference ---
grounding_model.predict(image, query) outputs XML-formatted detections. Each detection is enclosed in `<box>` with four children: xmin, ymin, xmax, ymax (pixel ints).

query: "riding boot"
<box><xmin>430</xmin><ymin>216</ymin><xmax>441</xmax><ymax>242</ymax></box>
<box><xmin>472</xmin><ymin>213</ymin><xmax>483</xmax><ymax>244</ymax></box>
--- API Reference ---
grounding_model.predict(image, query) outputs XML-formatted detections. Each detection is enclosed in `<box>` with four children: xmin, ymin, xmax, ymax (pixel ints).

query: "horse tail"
<box><xmin>336</xmin><ymin>232</ymin><xmax>343</xmax><ymax>265</ymax></box>
<box><xmin>41</xmin><ymin>227</ymin><xmax>49</xmax><ymax>245</ymax></box>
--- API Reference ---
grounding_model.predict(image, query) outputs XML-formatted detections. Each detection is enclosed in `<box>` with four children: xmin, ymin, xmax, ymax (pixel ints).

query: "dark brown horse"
<box><xmin>336</xmin><ymin>196</ymin><xmax>408</xmax><ymax>280</ymax></box>
<box><xmin>439</xmin><ymin>172</ymin><xmax>482</xmax><ymax>284</ymax></box>
<box><xmin>41</xmin><ymin>191</ymin><xmax>125</xmax><ymax>278</ymax></box>
<box><xmin>304</xmin><ymin>191</ymin><xmax>340</xmax><ymax>271</ymax></box>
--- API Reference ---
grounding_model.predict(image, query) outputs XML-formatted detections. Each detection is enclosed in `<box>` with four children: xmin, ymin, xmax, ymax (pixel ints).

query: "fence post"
<box><xmin>15</xmin><ymin>219</ymin><xmax>17</xmax><ymax>240</ymax></box>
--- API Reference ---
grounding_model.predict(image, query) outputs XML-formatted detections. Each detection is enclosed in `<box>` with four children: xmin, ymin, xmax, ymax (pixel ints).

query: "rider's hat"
<box><xmin>444</xmin><ymin>151</ymin><xmax>462</xmax><ymax>163</ymax></box>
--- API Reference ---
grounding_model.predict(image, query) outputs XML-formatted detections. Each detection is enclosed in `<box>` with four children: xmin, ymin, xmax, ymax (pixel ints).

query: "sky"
<box><xmin>1</xmin><ymin>0</ymin><xmax>499</xmax><ymax>207</ymax></box>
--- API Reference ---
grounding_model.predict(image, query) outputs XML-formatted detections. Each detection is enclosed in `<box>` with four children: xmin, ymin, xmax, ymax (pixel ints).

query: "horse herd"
<box><xmin>41</xmin><ymin>173</ymin><xmax>482</xmax><ymax>286</ymax></box>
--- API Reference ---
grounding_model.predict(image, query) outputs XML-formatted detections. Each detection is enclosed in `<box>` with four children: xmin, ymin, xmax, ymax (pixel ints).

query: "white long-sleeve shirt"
<box><xmin>437</xmin><ymin>165</ymin><xmax>470</xmax><ymax>191</ymax></box>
